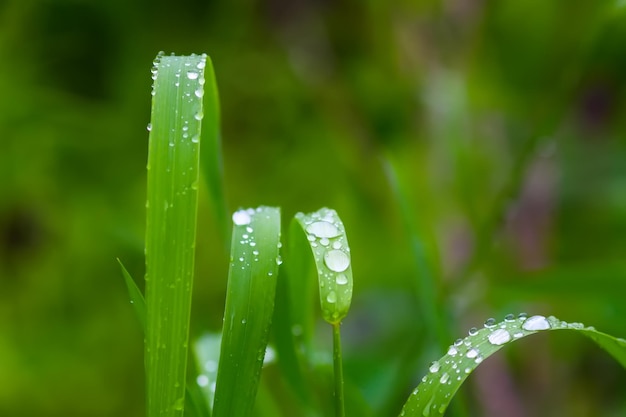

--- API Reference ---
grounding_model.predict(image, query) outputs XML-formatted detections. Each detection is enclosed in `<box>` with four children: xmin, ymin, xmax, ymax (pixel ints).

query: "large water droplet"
<box><xmin>233</xmin><ymin>210</ymin><xmax>251</xmax><ymax>225</ymax></box>
<box><xmin>429</xmin><ymin>361</ymin><xmax>440</xmax><ymax>373</ymax></box>
<box><xmin>488</xmin><ymin>328</ymin><xmax>511</xmax><ymax>345</ymax></box>
<box><xmin>326</xmin><ymin>291</ymin><xmax>337</xmax><ymax>303</ymax></box>
<box><xmin>187</xmin><ymin>71</ymin><xmax>199</xmax><ymax>80</ymax></box>
<box><xmin>306</xmin><ymin>221</ymin><xmax>341</xmax><ymax>238</ymax></box>
<box><xmin>324</xmin><ymin>250</ymin><xmax>350</xmax><ymax>272</ymax></box>
<box><xmin>522</xmin><ymin>315</ymin><xmax>550</xmax><ymax>331</ymax></box>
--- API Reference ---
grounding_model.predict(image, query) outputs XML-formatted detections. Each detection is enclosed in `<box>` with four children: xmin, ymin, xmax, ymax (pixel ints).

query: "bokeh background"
<box><xmin>2</xmin><ymin>0</ymin><xmax>626</xmax><ymax>416</ymax></box>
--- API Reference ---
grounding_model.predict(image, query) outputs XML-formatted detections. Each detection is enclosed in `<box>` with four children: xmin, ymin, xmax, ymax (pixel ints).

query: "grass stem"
<box><xmin>332</xmin><ymin>323</ymin><xmax>345</xmax><ymax>417</ymax></box>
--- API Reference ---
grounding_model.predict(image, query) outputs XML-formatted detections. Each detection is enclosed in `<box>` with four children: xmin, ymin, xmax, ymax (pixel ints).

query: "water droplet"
<box><xmin>504</xmin><ymin>313</ymin><xmax>515</xmax><ymax>322</ymax></box>
<box><xmin>306</xmin><ymin>221</ymin><xmax>341</xmax><ymax>238</ymax></box>
<box><xmin>326</xmin><ymin>291</ymin><xmax>337</xmax><ymax>303</ymax></box>
<box><xmin>197</xmin><ymin>375</ymin><xmax>209</xmax><ymax>387</ymax></box>
<box><xmin>324</xmin><ymin>250</ymin><xmax>350</xmax><ymax>272</ymax></box>
<box><xmin>241</xmin><ymin>319</ymin><xmax>247</xmax><ymax>324</ymax></box>
<box><xmin>428</xmin><ymin>361</ymin><xmax>440</xmax><ymax>373</ymax></box>
<box><xmin>484</xmin><ymin>318</ymin><xmax>496</xmax><ymax>328</ymax></box>
<box><xmin>191</xmin><ymin>135</ymin><xmax>200</xmax><ymax>143</ymax></box>
<box><xmin>488</xmin><ymin>328</ymin><xmax>511</xmax><ymax>345</ymax></box>
<box><xmin>336</xmin><ymin>274</ymin><xmax>348</xmax><ymax>285</ymax></box>
<box><xmin>187</xmin><ymin>71</ymin><xmax>199</xmax><ymax>80</ymax></box>
<box><xmin>440</xmin><ymin>372</ymin><xmax>449</xmax><ymax>384</ymax></box>
<box><xmin>232</xmin><ymin>210</ymin><xmax>251</xmax><ymax>225</ymax></box>
<box><xmin>518</xmin><ymin>312</ymin><xmax>528</xmax><ymax>320</ymax></box>
<box><xmin>195</xmin><ymin>88</ymin><xmax>204</xmax><ymax>98</ymax></box>
<box><xmin>204</xmin><ymin>360</ymin><xmax>217</xmax><ymax>372</ymax></box>
<box><xmin>464</xmin><ymin>367</ymin><xmax>471</xmax><ymax>374</ymax></box>
<box><xmin>468</xmin><ymin>327</ymin><xmax>478</xmax><ymax>336</ymax></box>
<box><xmin>454</xmin><ymin>338</ymin><xmax>463</xmax><ymax>346</ymax></box>
<box><xmin>513</xmin><ymin>332</ymin><xmax>523</xmax><ymax>338</ymax></box>
<box><xmin>194</xmin><ymin>111</ymin><xmax>204</xmax><ymax>120</ymax></box>
<box><xmin>522</xmin><ymin>315</ymin><xmax>550</xmax><ymax>331</ymax></box>
<box><xmin>447</xmin><ymin>346</ymin><xmax>458</xmax><ymax>356</ymax></box>
<box><xmin>332</xmin><ymin>241</ymin><xmax>342</xmax><ymax>249</ymax></box>
<box><xmin>320</xmin><ymin>237</ymin><xmax>330</xmax><ymax>246</ymax></box>
<box><xmin>276</xmin><ymin>256</ymin><xmax>283</xmax><ymax>266</ymax></box>
<box><xmin>466</xmin><ymin>348</ymin><xmax>479</xmax><ymax>359</ymax></box>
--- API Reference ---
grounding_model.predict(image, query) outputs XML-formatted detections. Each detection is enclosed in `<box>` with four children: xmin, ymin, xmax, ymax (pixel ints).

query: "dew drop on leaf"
<box><xmin>522</xmin><ymin>315</ymin><xmax>551</xmax><ymax>331</ymax></box>
<box><xmin>306</xmin><ymin>221</ymin><xmax>341</xmax><ymax>238</ymax></box>
<box><xmin>488</xmin><ymin>328</ymin><xmax>511</xmax><ymax>345</ymax></box>
<box><xmin>324</xmin><ymin>249</ymin><xmax>350</xmax><ymax>272</ymax></box>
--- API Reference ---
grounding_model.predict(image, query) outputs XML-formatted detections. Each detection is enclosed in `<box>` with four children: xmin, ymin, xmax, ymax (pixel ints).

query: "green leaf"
<box><xmin>399</xmin><ymin>314</ymin><xmax>626</xmax><ymax>417</ymax></box>
<box><xmin>293</xmin><ymin>208</ymin><xmax>354</xmax><ymax>325</ymax></box>
<box><xmin>145</xmin><ymin>53</ymin><xmax>206</xmax><ymax>417</ymax></box>
<box><xmin>193</xmin><ymin>332</ymin><xmax>222</xmax><ymax>413</ymax></box>
<box><xmin>212</xmin><ymin>207</ymin><xmax>281</xmax><ymax>417</ymax></box>
<box><xmin>118</xmin><ymin>258</ymin><xmax>146</xmax><ymax>332</ymax></box>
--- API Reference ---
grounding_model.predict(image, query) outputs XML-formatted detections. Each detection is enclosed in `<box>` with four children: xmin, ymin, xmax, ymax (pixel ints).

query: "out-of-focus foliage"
<box><xmin>1</xmin><ymin>0</ymin><xmax>625</xmax><ymax>416</ymax></box>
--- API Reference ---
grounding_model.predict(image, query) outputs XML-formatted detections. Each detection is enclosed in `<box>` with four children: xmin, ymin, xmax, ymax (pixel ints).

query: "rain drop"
<box><xmin>232</xmin><ymin>210</ymin><xmax>251</xmax><ymax>225</ymax></box>
<box><xmin>429</xmin><ymin>361</ymin><xmax>440</xmax><ymax>373</ymax></box>
<box><xmin>522</xmin><ymin>315</ymin><xmax>551</xmax><ymax>331</ymax></box>
<box><xmin>466</xmin><ymin>348</ymin><xmax>479</xmax><ymax>359</ymax></box>
<box><xmin>447</xmin><ymin>346</ymin><xmax>458</xmax><ymax>356</ymax></box>
<box><xmin>468</xmin><ymin>327</ymin><xmax>478</xmax><ymax>336</ymax></box>
<box><xmin>488</xmin><ymin>328</ymin><xmax>511</xmax><ymax>345</ymax></box>
<box><xmin>187</xmin><ymin>71</ymin><xmax>199</xmax><ymax>80</ymax></box>
<box><xmin>324</xmin><ymin>250</ymin><xmax>350</xmax><ymax>272</ymax></box>
<box><xmin>484</xmin><ymin>318</ymin><xmax>496</xmax><ymax>328</ymax></box>
<box><xmin>326</xmin><ymin>291</ymin><xmax>337</xmax><ymax>303</ymax></box>
<box><xmin>306</xmin><ymin>221</ymin><xmax>341</xmax><ymax>238</ymax></box>
<box><xmin>336</xmin><ymin>274</ymin><xmax>348</xmax><ymax>285</ymax></box>
<box><xmin>440</xmin><ymin>373</ymin><xmax>449</xmax><ymax>384</ymax></box>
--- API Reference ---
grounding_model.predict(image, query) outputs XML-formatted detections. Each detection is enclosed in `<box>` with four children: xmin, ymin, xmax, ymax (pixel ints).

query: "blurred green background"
<box><xmin>1</xmin><ymin>0</ymin><xmax>626</xmax><ymax>416</ymax></box>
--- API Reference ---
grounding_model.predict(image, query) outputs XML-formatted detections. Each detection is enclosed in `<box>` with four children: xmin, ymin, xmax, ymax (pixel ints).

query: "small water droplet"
<box><xmin>324</xmin><ymin>249</ymin><xmax>350</xmax><ymax>272</ymax></box>
<box><xmin>194</xmin><ymin>111</ymin><xmax>204</xmax><ymax>121</ymax></box>
<box><xmin>306</xmin><ymin>221</ymin><xmax>341</xmax><ymax>238</ymax></box>
<box><xmin>276</xmin><ymin>256</ymin><xmax>283</xmax><ymax>265</ymax></box>
<box><xmin>447</xmin><ymin>346</ymin><xmax>458</xmax><ymax>356</ymax></box>
<box><xmin>336</xmin><ymin>274</ymin><xmax>348</xmax><ymax>285</ymax></box>
<box><xmin>488</xmin><ymin>328</ymin><xmax>511</xmax><ymax>345</ymax></box>
<box><xmin>440</xmin><ymin>372</ymin><xmax>449</xmax><ymax>384</ymax></box>
<box><xmin>187</xmin><ymin>71</ymin><xmax>199</xmax><ymax>80</ymax></box>
<box><xmin>326</xmin><ymin>291</ymin><xmax>337</xmax><ymax>303</ymax></box>
<box><xmin>195</xmin><ymin>88</ymin><xmax>204</xmax><ymax>98</ymax></box>
<box><xmin>320</xmin><ymin>237</ymin><xmax>330</xmax><ymax>246</ymax></box>
<box><xmin>466</xmin><ymin>348</ymin><xmax>479</xmax><ymax>359</ymax></box>
<box><xmin>504</xmin><ymin>313</ymin><xmax>515</xmax><ymax>322</ymax></box>
<box><xmin>191</xmin><ymin>135</ymin><xmax>200</xmax><ymax>143</ymax></box>
<box><xmin>468</xmin><ymin>327</ymin><xmax>478</xmax><ymax>336</ymax></box>
<box><xmin>232</xmin><ymin>210</ymin><xmax>251</xmax><ymax>225</ymax></box>
<box><xmin>429</xmin><ymin>361</ymin><xmax>440</xmax><ymax>373</ymax></box>
<box><xmin>518</xmin><ymin>312</ymin><xmax>528</xmax><ymax>320</ymax></box>
<box><xmin>454</xmin><ymin>338</ymin><xmax>463</xmax><ymax>347</ymax></box>
<box><xmin>522</xmin><ymin>315</ymin><xmax>550</xmax><ymax>331</ymax></box>
<box><xmin>241</xmin><ymin>319</ymin><xmax>247</xmax><ymax>324</ymax></box>
<box><xmin>484</xmin><ymin>318</ymin><xmax>496</xmax><ymax>328</ymax></box>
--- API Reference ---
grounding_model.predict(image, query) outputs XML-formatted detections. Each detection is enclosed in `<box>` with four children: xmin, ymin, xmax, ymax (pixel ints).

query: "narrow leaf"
<box><xmin>212</xmin><ymin>207</ymin><xmax>281</xmax><ymax>417</ymax></box>
<box><xmin>118</xmin><ymin>258</ymin><xmax>146</xmax><ymax>332</ymax></box>
<box><xmin>400</xmin><ymin>314</ymin><xmax>626</xmax><ymax>417</ymax></box>
<box><xmin>145</xmin><ymin>53</ymin><xmax>206</xmax><ymax>417</ymax></box>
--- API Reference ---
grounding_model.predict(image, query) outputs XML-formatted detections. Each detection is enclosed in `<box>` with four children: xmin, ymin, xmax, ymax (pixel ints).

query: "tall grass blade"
<box><xmin>193</xmin><ymin>333</ymin><xmax>222</xmax><ymax>413</ymax></box>
<box><xmin>400</xmin><ymin>314</ymin><xmax>626</xmax><ymax>417</ymax></box>
<box><xmin>212</xmin><ymin>207</ymin><xmax>281</xmax><ymax>417</ymax></box>
<box><xmin>145</xmin><ymin>53</ymin><xmax>206</xmax><ymax>417</ymax></box>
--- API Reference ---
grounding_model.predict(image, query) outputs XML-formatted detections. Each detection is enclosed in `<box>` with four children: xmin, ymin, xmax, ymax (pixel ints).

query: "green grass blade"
<box><xmin>293</xmin><ymin>208</ymin><xmax>353</xmax><ymax>325</ymax></box>
<box><xmin>212</xmin><ymin>207</ymin><xmax>281</xmax><ymax>417</ymax></box>
<box><xmin>145</xmin><ymin>53</ymin><xmax>206</xmax><ymax>417</ymax></box>
<box><xmin>400</xmin><ymin>314</ymin><xmax>626</xmax><ymax>417</ymax></box>
<box><xmin>118</xmin><ymin>258</ymin><xmax>146</xmax><ymax>332</ymax></box>
<box><xmin>198</xmin><ymin>58</ymin><xmax>229</xmax><ymax>246</ymax></box>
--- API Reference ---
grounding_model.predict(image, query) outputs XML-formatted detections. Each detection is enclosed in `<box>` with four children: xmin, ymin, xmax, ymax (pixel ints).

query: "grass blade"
<box><xmin>212</xmin><ymin>207</ymin><xmax>281</xmax><ymax>417</ymax></box>
<box><xmin>293</xmin><ymin>208</ymin><xmax>353</xmax><ymax>325</ymax></box>
<box><xmin>193</xmin><ymin>333</ymin><xmax>222</xmax><ymax>413</ymax></box>
<box><xmin>400</xmin><ymin>314</ymin><xmax>626</xmax><ymax>417</ymax></box>
<box><xmin>118</xmin><ymin>258</ymin><xmax>146</xmax><ymax>332</ymax></box>
<box><xmin>145</xmin><ymin>53</ymin><xmax>206</xmax><ymax>417</ymax></box>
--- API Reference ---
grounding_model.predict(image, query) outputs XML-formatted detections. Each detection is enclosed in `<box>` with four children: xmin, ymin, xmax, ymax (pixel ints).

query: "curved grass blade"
<box><xmin>212</xmin><ymin>207</ymin><xmax>281</xmax><ymax>417</ymax></box>
<box><xmin>145</xmin><ymin>53</ymin><xmax>206</xmax><ymax>417</ymax></box>
<box><xmin>400</xmin><ymin>314</ymin><xmax>626</xmax><ymax>417</ymax></box>
<box><xmin>294</xmin><ymin>208</ymin><xmax>353</xmax><ymax>325</ymax></box>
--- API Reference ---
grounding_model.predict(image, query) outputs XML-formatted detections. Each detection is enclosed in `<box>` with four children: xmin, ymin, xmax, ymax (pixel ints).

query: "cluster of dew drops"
<box><xmin>297</xmin><ymin>209</ymin><xmax>352</xmax><ymax>309</ymax></box>
<box><xmin>232</xmin><ymin>208</ymin><xmax>282</xmax><ymax>274</ymax></box>
<box><xmin>403</xmin><ymin>314</ymin><xmax>555</xmax><ymax>416</ymax></box>
<box><xmin>147</xmin><ymin>52</ymin><xmax>207</xmax><ymax>140</ymax></box>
